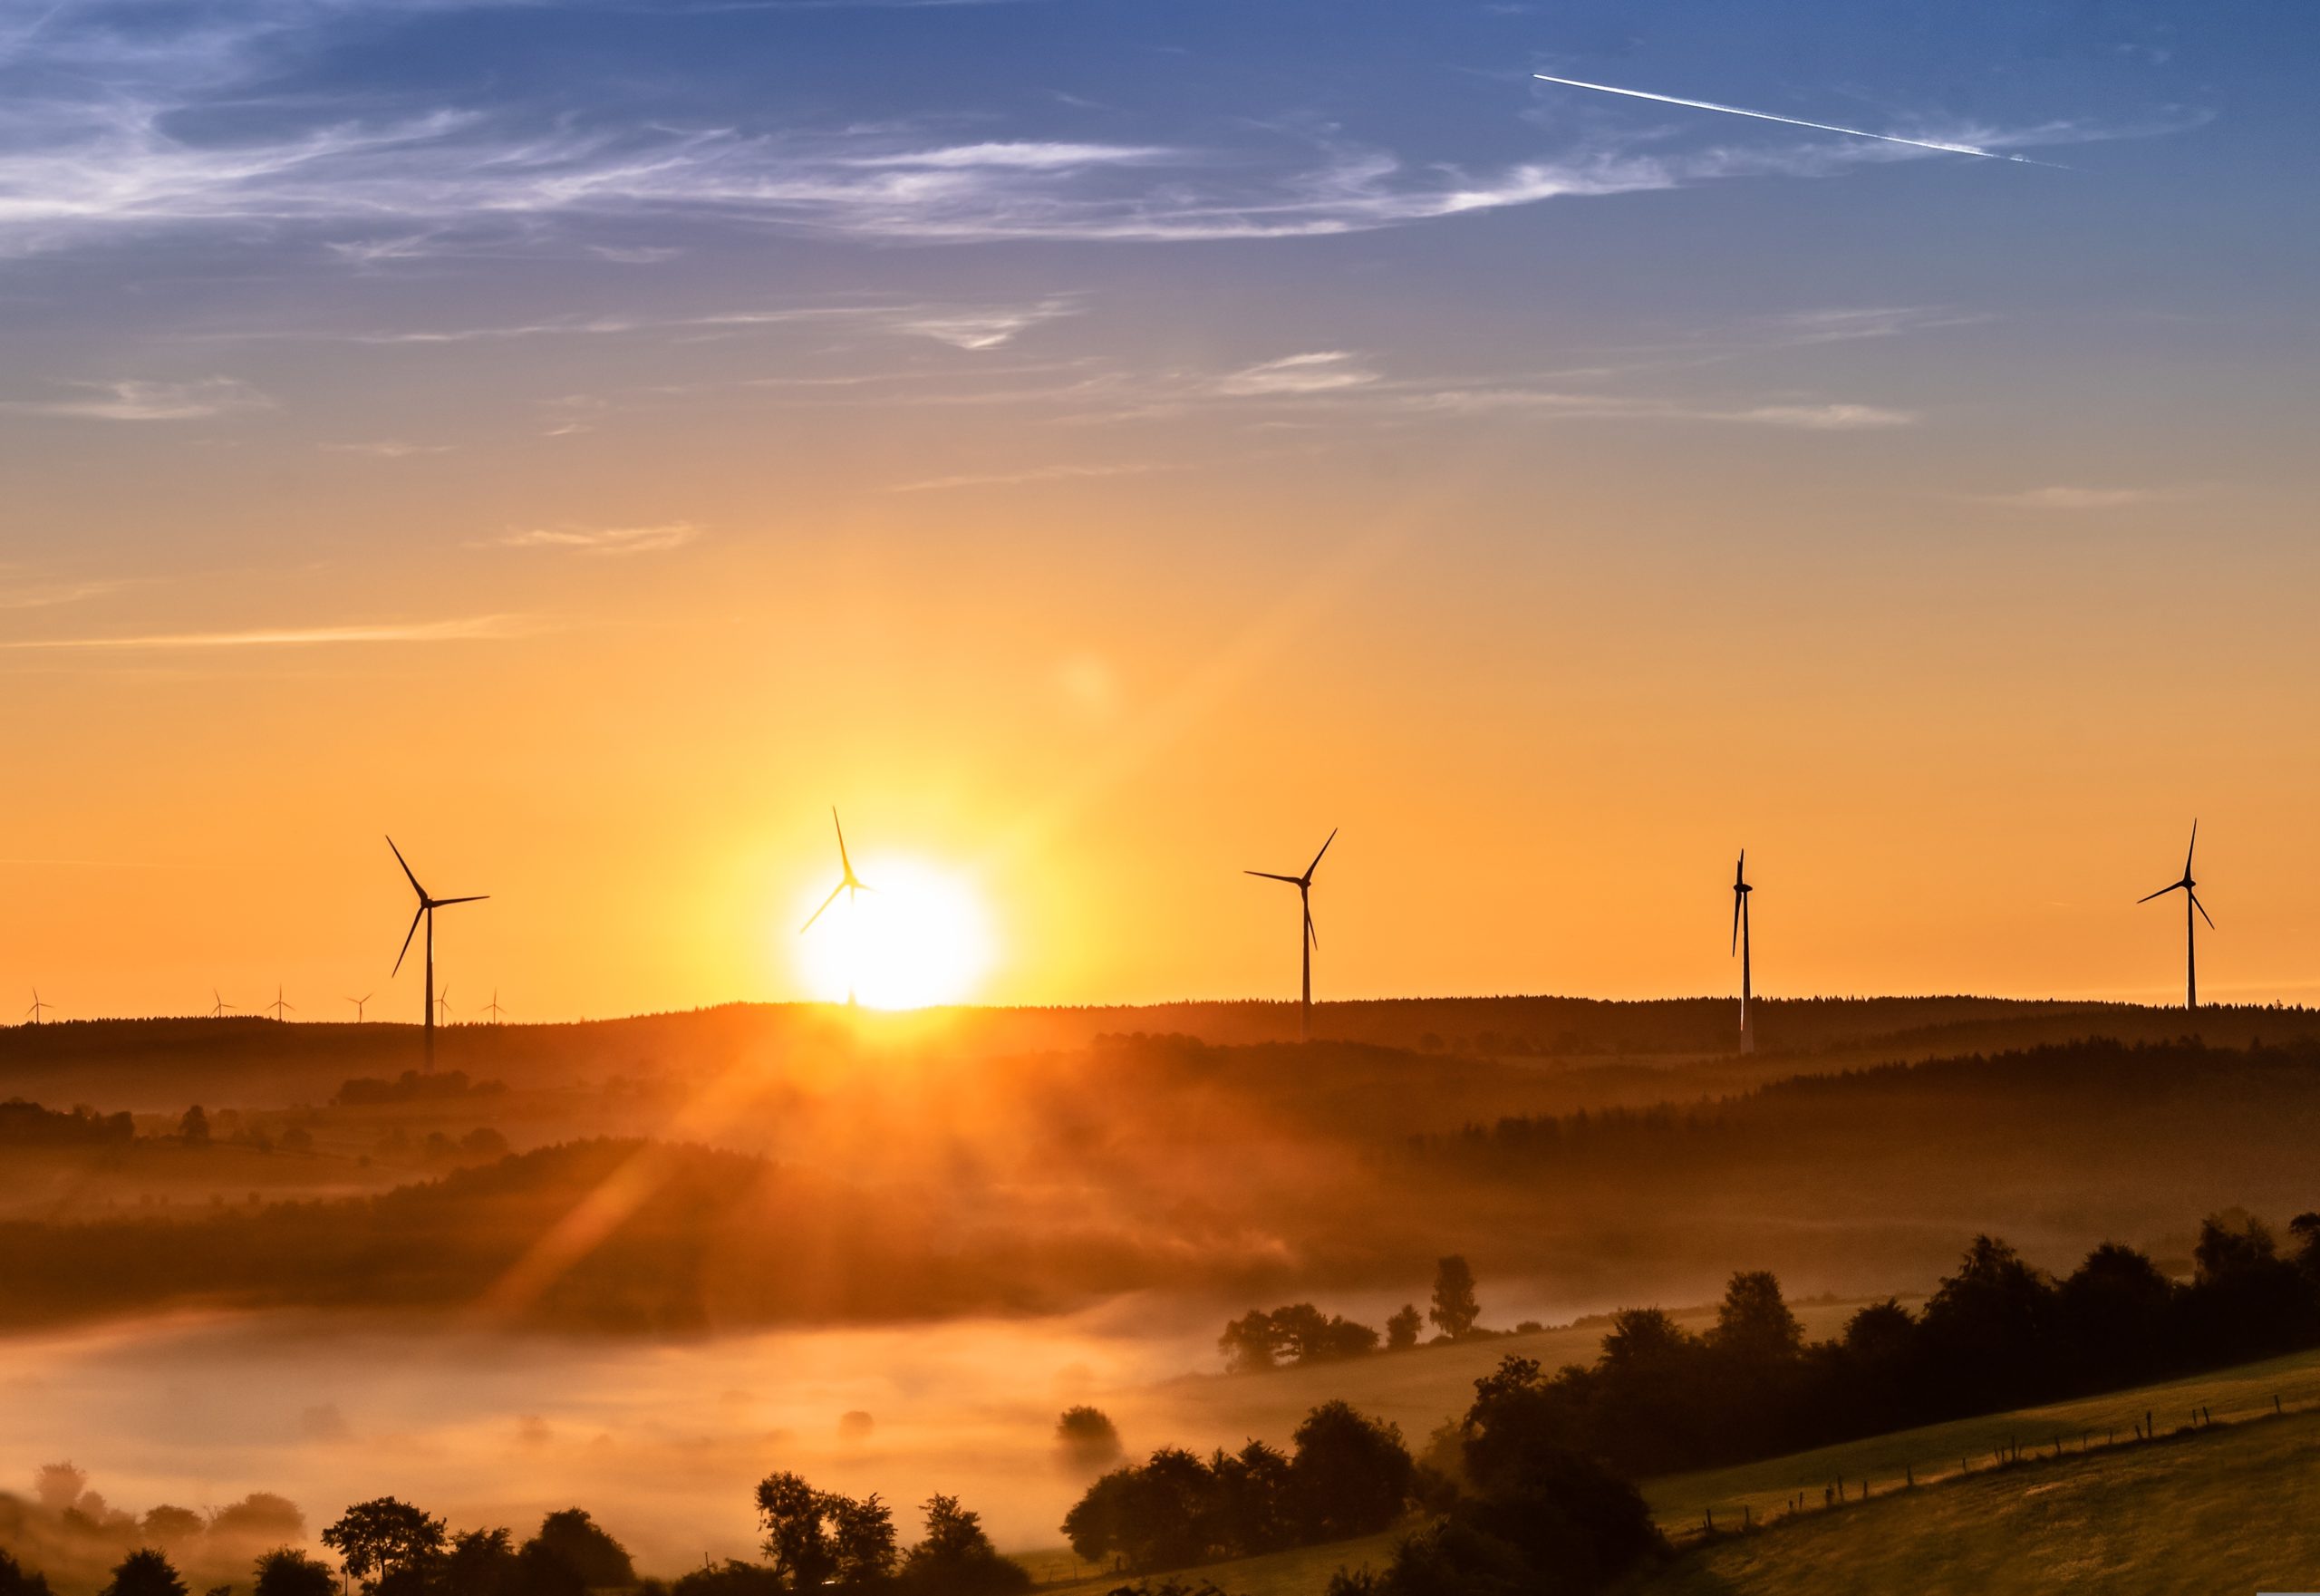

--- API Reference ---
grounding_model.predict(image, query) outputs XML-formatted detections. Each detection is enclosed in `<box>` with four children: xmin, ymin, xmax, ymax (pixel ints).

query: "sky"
<box><xmin>3</xmin><ymin>0</ymin><xmax>2318</xmax><ymax>1019</ymax></box>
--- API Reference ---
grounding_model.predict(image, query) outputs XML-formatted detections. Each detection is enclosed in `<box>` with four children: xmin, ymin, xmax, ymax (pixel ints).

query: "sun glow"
<box><xmin>794</xmin><ymin>855</ymin><xmax>997</xmax><ymax>1010</ymax></box>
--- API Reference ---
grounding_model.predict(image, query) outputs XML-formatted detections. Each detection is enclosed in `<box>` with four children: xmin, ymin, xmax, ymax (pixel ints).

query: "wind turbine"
<box><xmin>482</xmin><ymin>989</ymin><xmax>506</xmax><ymax>1024</ymax></box>
<box><xmin>346</xmin><ymin>993</ymin><xmax>371</xmax><ymax>1022</ymax></box>
<box><xmin>1244</xmin><ymin>828</ymin><xmax>1336</xmax><ymax>1042</ymax></box>
<box><xmin>799</xmin><ymin>808</ymin><xmax>871</xmax><ymax>1007</ymax></box>
<box><xmin>2138</xmin><ymin>820</ymin><xmax>2213</xmax><ymax>1011</ymax></box>
<box><xmin>266</xmin><ymin>984</ymin><xmax>295</xmax><ymax>1022</ymax></box>
<box><xmin>210</xmin><ymin>990</ymin><xmax>234</xmax><ymax>1020</ymax></box>
<box><xmin>436</xmin><ymin>986</ymin><xmax>452</xmax><ymax>1027</ymax></box>
<box><xmin>1731</xmin><ymin>850</ymin><xmax>1754</xmax><ymax>1054</ymax></box>
<box><xmin>387</xmin><ymin>837</ymin><xmax>488</xmax><ymax>1071</ymax></box>
<box><xmin>24</xmin><ymin>990</ymin><xmax>53</xmax><ymax>1026</ymax></box>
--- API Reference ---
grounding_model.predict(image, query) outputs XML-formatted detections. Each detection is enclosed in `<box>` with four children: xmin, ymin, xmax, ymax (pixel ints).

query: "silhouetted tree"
<box><xmin>1288</xmin><ymin>1402</ymin><xmax>1413</xmax><ymax>1541</ymax></box>
<box><xmin>101</xmin><ymin>1552</ymin><xmax>187</xmax><ymax>1596</ymax></box>
<box><xmin>0</xmin><ymin>1549</ymin><xmax>54</xmax><ymax>1596</ymax></box>
<box><xmin>253</xmin><ymin>1550</ymin><xmax>337</xmax><ymax>1596</ymax></box>
<box><xmin>1055</xmin><ymin>1407</ymin><xmax>1124</xmax><ymax>1474</ymax></box>
<box><xmin>1217</xmin><ymin>1311</ymin><xmax>1275</xmax><ymax>1373</ymax></box>
<box><xmin>1709</xmin><ymin>1272</ymin><xmax>1802</xmax><ymax>1364</ymax></box>
<box><xmin>755</xmin><ymin>1475</ymin><xmax>893</xmax><ymax>1594</ymax></box>
<box><xmin>34</xmin><ymin>1463</ymin><xmax>86</xmax><ymax>1514</ymax></box>
<box><xmin>140</xmin><ymin>1508</ymin><xmax>205</xmax><ymax>1549</ymax></box>
<box><xmin>1385</xmin><ymin>1306</ymin><xmax>1422</xmax><ymax>1351</ymax></box>
<box><xmin>212</xmin><ymin>1495</ymin><xmax>309</xmax><ymax>1550</ymax></box>
<box><xmin>1427</xmin><ymin>1258</ymin><xmax>1479</xmax><ymax>1340</ymax></box>
<box><xmin>323</xmin><ymin>1500</ymin><xmax>447</xmax><ymax>1596</ymax></box>
<box><xmin>1204</xmin><ymin>1442</ymin><xmax>1290</xmax><ymax>1557</ymax></box>
<box><xmin>179</xmin><ymin>1107</ymin><xmax>211</xmax><ymax>1146</ymax></box>
<box><xmin>528</xmin><ymin>1510</ymin><xmax>633</xmax><ymax>1587</ymax></box>
<box><xmin>896</xmin><ymin>1496</ymin><xmax>1028</xmax><ymax>1596</ymax></box>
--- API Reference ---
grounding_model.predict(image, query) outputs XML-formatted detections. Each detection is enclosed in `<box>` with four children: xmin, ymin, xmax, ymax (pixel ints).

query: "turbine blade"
<box><xmin>800</xmin><ymin>879</ymin><xmax>845</xmax><ymax>933</ymax></box>
<box><xmin>434</xmin><ymin>895</ymin><xmax>489</xmax><ymax>906</ymax></box>
<box><xmin>1735</xmin><ymin>848</ymin><xmax>1745</xmax><ymax>887</ymax></box>
<box><xmin>385</xmin><ymin>836</ymin><xmax>426</xmax><ymax>900</ymax></box>
<box><xmin>2136</xmin><ymin>883</ymin><xmax>2184</xmax><ymax>904</ymax></box>
<box><xmin>1245</xmin><ymin>870</ymin><xmax>1302</xmax><ymax>884</ymax></box>
<box><xmin>1732</xmin><ymin>891</ymin><xmax>1742</xmax><ymax>955</ymax></box>
<box><xmin>1305</xmin><ymin>905</ymin><xmax>1318</xmax><ymax>950</ymax></box>
<box><xmin>2185</xmin><ymin>818</ymin><xmax>2199</xmax><ymax>877</ymax></box>
<box><xmin>1307</xmin><ymin>827</ymin><xmax>1338</xmax><ymax>878</ymax></box>
<box><xmin>392</xmin><ymin>904</ymin><xmax>424</xmax><ymax>975</ymax></box>
<box><xmin>2192</xmin><ymin>892</ymin><xmax>2215</xmax><ymax>930</ymax></box>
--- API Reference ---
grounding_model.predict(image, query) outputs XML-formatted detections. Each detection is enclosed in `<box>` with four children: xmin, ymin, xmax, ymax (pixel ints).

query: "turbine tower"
<box><xmin>1244</xmin><ymin>828</ymin><xmax>1336</xmax><ymax>1043</ymax></box>
<box><xmin>266</xmin><ymin>984</ymin><xmax>295</xmax><ymax>1022</ymax></box>
<box><xmin>2138</xmin><ymin>820</ymin><xmax>2212</xmax><ymax>1011</ymax></box>
<box><xmin>388</xmin><ymin>837</ymin><xmax>488</xmax><ymax>1071</ymax></box>
<box><xmin>1731</xmin><ymin>850</ymin><xmax>1754</xmax><ymax>1054</ymax></box>
<box><xmin>24</xmin><ymin>990</ymin><xmax>53</xmax><ymax>1026</ymax></box>
<box><xmin>346</xmin><ymin>993</ymin><xmax>371</xmax><ymax>1022</ymax></box>
<box><xmin>800</xmin><ymin>808</ymin><xmax>871</xmax><ymax>1007</ymax></box>
<box><xmin>483</xmin><ymin>990</ymin><xmax>506</xmax><ymax>1024</ymax></box>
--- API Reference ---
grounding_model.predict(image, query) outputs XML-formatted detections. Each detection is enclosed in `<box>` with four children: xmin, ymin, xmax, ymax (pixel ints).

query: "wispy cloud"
<box><xmin>2</xmin><ymin>615</ymin><xmax>535</xmax><ymax>650</ymax></box>
<box><xmin>0</xmin><ymin>378</ymin><xmax>271</xmax><ymax>421</ymax></box>
<box><xmin>0</xmin><ymin>4</ymin><xmax>2105</xmax><ymax>257</ymax></box>
<box><xmin>1973</xmin><ymin>486</ymin><xmax>2160</xmax><ymax>509</ymax></box>
<box><xmin>493</xmin><ymin>523</ymin><xmax>700</xmax><ymax>555</ymax></box>
<box><xmin>1216</xmin><ymin>353</ymin><xmax>1380</xmax><ymax>397</ymax></box>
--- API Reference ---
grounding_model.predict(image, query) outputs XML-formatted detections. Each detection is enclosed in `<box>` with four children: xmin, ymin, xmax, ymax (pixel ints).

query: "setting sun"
<box><xmin>794</xmin><ymin>856</ymin><xmax>997</xmax><ymax>1010</ymax></box>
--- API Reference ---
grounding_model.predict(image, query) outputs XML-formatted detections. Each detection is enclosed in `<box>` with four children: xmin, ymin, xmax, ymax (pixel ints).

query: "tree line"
<box><xmin>1064</xmin><ymin>1384</ymin><xmax>1660</xmax><ymax>1596</ymax></box>
<box><xmin>1493</xmin><ymin>1205</ymin><xmax>2320</xmax><ymax>1478</ymax></box>
<box><xmin>1218</xmin><ymin>1260</ymin><xmax>1490</xmax><ymax>1372</ymax></box>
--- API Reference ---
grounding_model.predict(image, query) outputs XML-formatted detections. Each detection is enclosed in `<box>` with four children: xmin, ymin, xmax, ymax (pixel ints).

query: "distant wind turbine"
<box><xmin>800</xmin><ymin>808</ymin><xmax>871</xmax><ymax>1007</ymax></box>
<box><xmin>1245</xmin><ymin>828</ymin><xmax>1336</xmax><ymax>1043</ymax></box>
<box><xmin>210</xmin><ymin>990</ymin><xmax>234</xmax><ymax>1020</ymax></box>
<box><xmin>482</xmin><ymin>989</ymin><xmax>506</xmax><ymax>1024</ymax></box>
<box><xmin>1731</xmin><ymin>850</ymin><xmax>1754</xmax><ymax>1054</ymax></box>
<box><xmin>1531</xmin><ymin>73</ymin><xmax>2058</xmax><ymax>165</ymax></box>
<box><xmin>2138</xmin><ymin>821</ymin><xmax>2213</xmax><ymax>1011</ymax></box>
<box><xmin>346</xmin><ymin>993</ymin><xmax>372</xmax><ymax>1022</ymax></box>
<box><xmin>266</xmin><ymin>984</ymin><xmax>295</xmax><ymax>1022</ymax></box>
<box><xmin>24</xmin><ymin>989</ymin><xmax>53</xmax><ymax>1026</ymax></box>
<box><xmin>387</xmin><ymin>836</ymin><xmax>488</xmax><ymax>1071</ymax></box>
<box><xmin>436</xmin><ymin>986</ymin><xmax>452</xmax><ymax>1027</ymax></box>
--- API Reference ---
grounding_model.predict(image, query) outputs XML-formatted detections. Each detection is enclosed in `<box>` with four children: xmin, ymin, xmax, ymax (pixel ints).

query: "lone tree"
<box><xmin>1054</xmin><ymin>1407</ymin><xmax>1125</xmax><ymax>1474</ymax></box>
<box><xmin>100</xmin><ymin>1552</ymin><xmax>187</xmax><ymax>1596</ymax></box>
<box><xmin>252</xmin><ymin>1551</ymin><xmax>337</xmax><ymax>1596</ymax></box>
<box><xmin>34</xmin><ymin>1463</ymin><xmax>87</xmax><ymax>1514</ymax></box>
<box><xmin>1429</xmin><ymin>1256</ymin><xmax>1481</xmax><ymax>1340</ymax></box>
<box><xmin>897</xmin><ymin>1496</ymin><xmax>1029</xmax><ymax>1596</ymax></box>
<box><xmin>322</xmin><ymin>1499</ymin><xmax>447</xmax><ymax>1595</ymax></box>
<box><xmin>1385</xmin><ymin>1305</ymin><xmax>1422</xmax><ymax>1351</ymax></box>
<box><xmin>179</xmin><ymin>1107</ymin><xmax>211</xmax><ymax>1146</ymax></box>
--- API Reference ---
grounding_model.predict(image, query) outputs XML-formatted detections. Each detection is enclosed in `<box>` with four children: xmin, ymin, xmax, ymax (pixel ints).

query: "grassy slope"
<box><xmin>1027</xmin><ymin>1345</ymin><xmax>2320</xmax><ymax>1596</ymax></box>
<box><xmin>1627</xmin><ymin>1401</ymin><xmax>2320</xmax><ymax>1595</ymax></box>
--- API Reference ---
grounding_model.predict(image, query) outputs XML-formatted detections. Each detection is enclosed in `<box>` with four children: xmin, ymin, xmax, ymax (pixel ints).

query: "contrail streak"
<box><xmin>1532</xmin><ymin>73</ymin><xmax>2054</xmax><ymax>165</ymax></box>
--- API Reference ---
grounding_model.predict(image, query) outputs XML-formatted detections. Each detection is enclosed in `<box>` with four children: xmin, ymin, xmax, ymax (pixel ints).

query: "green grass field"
<box><xmin>1625</xmin><ymin>1401</ymin><xmax>2320</xmax><ymax>1595</ymax></box>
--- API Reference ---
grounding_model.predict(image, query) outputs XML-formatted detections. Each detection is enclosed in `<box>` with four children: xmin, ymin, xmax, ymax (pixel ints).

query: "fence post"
<box><xmin>1905</xmin><ymin>1463</ymin><xmax>1914</xmax><ymax>1488</ymax></box>
<box><xmin>2276</xmin><ymin>1395</ymin><xmax>2284</xmax><ymax>1416</ymax></box>
<box><xmin>1705</xmin><ymin>1507</ymin><xmax>1714</xmax><ymax>1534</ymax></box>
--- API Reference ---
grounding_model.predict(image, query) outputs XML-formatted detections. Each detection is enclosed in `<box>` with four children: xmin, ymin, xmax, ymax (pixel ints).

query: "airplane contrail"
<box><xmin>1532</xmin><ymin>73</ymin><xmax>2054</xmax><ymax>166</ymax></box>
